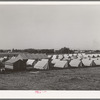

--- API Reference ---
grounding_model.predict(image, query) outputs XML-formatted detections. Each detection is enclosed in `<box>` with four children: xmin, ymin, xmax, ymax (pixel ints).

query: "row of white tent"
<box><xmin>51</xmin><ymin>58</ymin><xmax>100</xmax><ymax>68</ymax></box>
<box><xmin>4</xmin><ymin>53</ymin><xmax>49</xmax><ymax>70</ymax></box>
<box><xmin>4</xmin><ymin>53</ymin><xmax>100</xmax><ymax>70</ymax></box>
<box><xmin>26</xmin><ymin>59</ymin><xmax>49</xmax><ymax>70</ymax></box>
<box><xmin>5</xmin><ymin>58</ymin><xmax>49</xmax><ymax>70</ymax></box>
<box><xmin>5</xmin><ymin>57</ymin><xmax>100</xmax><ymax>70</ymax></box>
<box><xmin>0</xmin><ymin>56</ymin><xmax>8</xmax><ymax>62</ymax></box>
<box><xmin>48</xmin><ymin>53</ymin><xmax>100</xmax><ymax>60</ymax></box>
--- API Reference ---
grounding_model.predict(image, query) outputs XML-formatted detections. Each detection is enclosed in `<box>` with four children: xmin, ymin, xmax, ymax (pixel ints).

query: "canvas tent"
<box><xmin>26</xmin><ymin>59</ymin><xmax>35</xmax><ymax>66</ymax></box>
<box><xmin>16</xmin><ymin>53</ymin><xmax>48</xmax><ymax>60</ymax></box>
<box><xmin>68</xmin><ymin>54</ymin><xmax>72</xmax><ymax>57</ymax></box>
<box><xmin>71</xmin><ymin>56</ymin><xmax>77</xmax><ymax>60</ymax></box>
<box><xmin>82</xmin><ymin>59</ymin><xmax>96</xmax><ymax>67</ymax></box>
<box><xmin>26</xmin><ymin>59</ymin><xmax>37</xmax><ymax>70</ymax></box>
<box><xmin>34</xmin><ymin>60</ymin><xmax>49</xmax><ymax>70</ymax></box>
<box><xmin>58</xmin><ymin>55</ymin><xmax>63</xmax><ymax>60</ymax></box>
<box><xmin>5</xmin><ymin>58</ymin><xmax>25</xmax><ymax>71</ymax></box>
<box><xmin>77</xmin><ymin>53</ymin><xmax>83</xmax><ymax>59</ymax></box>
<box><xmin>40</xmin><ymin>54</ymin><xmax>48</xmax><ymax>59</ymax></box>
<box><xmin>93</xmin><ymin>58</ymin><xmax>100</xmax><ymax>66</ymax></box>
<box><xmin>62</xmin><ymin>57</ymin><xmax>68</xmax><ymax>61</ymax></box>
<box><xmin>0</xmin><ymin>58</ymin><xmax>4</xmax><ymax>62</ymax></box>
<box><xmin>54</xmin><ymin>61</ymin><xmax>69</xmax><ymax>68</ymax></box>
<box><xmin>51</xmin><ymin>59</ymin><xmax>60</xmax><ymax>64</ymax></box>
<box><xmin>64</xmin><ymin>54</ymin><xmax>69</xmax><ymax>57</ymax></box>
<box><xmin>52</xmin><ymin>55</ymin><xmax>57</xmax><ymax>59</ymax></box>
<box><xmin>82</xmin><ymin>54</ymin><xmax>89</xmax><ymax>58</ymax></box>
<box><xmin>48</xmin><ymin>55</ymin><xmax>52</xmax><ymax>58</ymax></box>
<box><xmin>10</xmin><ymin>56</ymin><xmax>16</xmax><ymax>59</ymax></box>
<box><xmin>63</xmin><ymin>54</ymin><xmax>69</xmax><ymax>60</ymax></box>
<box><xmin>16</xmin><ymin>53</ymin><xmax>28</xmax><ymax>60</ymax></box>
<box><xmin>41</xmin><ymin>59</ymin><xmax>49</xmax><ymax>62</ymax></box>
<box><xmin>73</xmin><ymin>53</ymin><xmax>77</xmax><ymax>56</ymax></box>
<box><xmin>69</xmin><ymin>59</ymin><xmax>83</xmax><ymax>67</ymax></box>
<box><xmin>95</xmin><ymin>54</ymin><xmax>100</xmax><ymax>57</ymax></box>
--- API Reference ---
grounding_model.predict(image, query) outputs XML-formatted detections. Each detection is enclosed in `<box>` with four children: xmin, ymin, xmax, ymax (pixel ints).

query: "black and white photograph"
<box><xmin>0</xmin><ymin>2</ymin><xmax>100</xmax><ymax>91</ymax></box>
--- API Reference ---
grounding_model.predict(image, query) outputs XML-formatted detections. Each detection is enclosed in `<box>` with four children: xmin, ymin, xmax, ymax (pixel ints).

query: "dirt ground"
<box><xmin>0</xmin><ymin>67</ymin><xmax>100</xmax><ymax>90</ymax></box>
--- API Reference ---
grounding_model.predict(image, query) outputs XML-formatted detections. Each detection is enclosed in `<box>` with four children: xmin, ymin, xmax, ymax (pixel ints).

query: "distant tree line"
<box><xmin>12</xmin><ymin>47</ymin><xmax>74</xmax><ymax>54</ymax></box>
<box><xmin>0</xmin><ymin>47</ymin><xmax>100</xmax><ymax>54</ymax></box>
<box><xmin>0</xmin><ymin>47</ymin><xmax>74</xmax><ymax>54</ymax></box>
<box><xmin>12</xmin><ymin>48</ymin><xmax>55</xmax><ymax>54</ymax></box>
<box><xmin>0</xmin><ymin>49</ymin><xmax>11</xmax><ymax>53</ymax></box>
<box><xmin>55</xmin><ymin>47</ymin><xmax>74</xmax><ymax>54</ymax></box>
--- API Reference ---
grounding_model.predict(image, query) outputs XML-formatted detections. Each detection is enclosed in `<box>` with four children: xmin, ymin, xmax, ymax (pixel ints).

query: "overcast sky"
<box><xmin>0</xmin><ymin>5</ymin><xmax>100</xmax><ymax>50</ymax></box>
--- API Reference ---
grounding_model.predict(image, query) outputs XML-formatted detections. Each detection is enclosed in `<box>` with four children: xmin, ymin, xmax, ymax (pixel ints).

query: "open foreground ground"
<box><xmin>0</xmin><ymin>67</ymin><xmax>100</xmax><ymax>90</ymax></box>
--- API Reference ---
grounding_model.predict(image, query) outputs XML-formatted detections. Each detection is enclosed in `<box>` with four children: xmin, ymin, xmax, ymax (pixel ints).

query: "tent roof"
<box><xmin>54</xmin><ymin>61</ymin><xmax>68</xmax><ymax>68</ymax></box>
<box><xmin>16</xmin><ymin>53</ymin><xmax>48</xmax><ymax>60</ymax></box>
<box><xmin>64</xmin><ymin>54</ymin><xmax>69</xmax><ymax>57</ymax></box>
<box><xmin>70</xmin><ymin>59</ymin><xmax>81</xmax><ymax>66</ymax></box>
<box><xmin>34</xmin><ymin>60</ymin><xmax>48</xmax><ymax>69</ymax></box>
<box><xmin>52</xmin><ymin>55</ymin><xmax>57</xmax><ymax>59</ymax></box>
<box><xmin>5</xmin><ymin>57</ymin><xmax>21</xmax><ymax>64</ymax></box>
<box><xmin>69</xmin><ymin>54</ymin><xmax>73</xmax><ymax>56</ymax></box>
<box><xmin>17</xmin><ymin>53</ymin><xmax>28</xmax><ymax>60</ymax></box>
<box><xmin>94</xmin><ymin>59</ymin><xmax>100</xmax><ymax>65</ymax></box>
<box><xmin>41</xmin><ymin>59</ymin><xmax>49</xmax><ymax>61</ymax></box>
<box><xmin>48</xmin><ymin>55</ymin><xmax>52</xmax><ymax>58</ymax></box>
<box><xmin>51</xmin><ymin>59</ymin><xmax>60</xmax><ymax>64</ymax></box>
<box><xmin>82</xmin><ymin>59</ymin><xmax>93</xmax><ymax>66</ymax></box>
<box><xmin>26</xmin><ymin>59</ymin><xmax>35</xmax><ymax>65</ymax></box>
<box><xmin>58</xmin><ymin>55</ymin><xmax>63</xmax><ymax>59</ymax></box>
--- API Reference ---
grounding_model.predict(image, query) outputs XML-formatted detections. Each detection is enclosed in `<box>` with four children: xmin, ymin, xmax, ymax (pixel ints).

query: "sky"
<box><xmin>0</xmin><ymin>5</ymin><xmax>100</xmax><ymax>50</ymax></box>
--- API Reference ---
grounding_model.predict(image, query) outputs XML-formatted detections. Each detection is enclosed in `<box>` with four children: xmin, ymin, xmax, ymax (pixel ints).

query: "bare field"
<box><xmin>0</xmin><ymin>67</ymin><xmax>100</xmax><ymax>90</ymax></box>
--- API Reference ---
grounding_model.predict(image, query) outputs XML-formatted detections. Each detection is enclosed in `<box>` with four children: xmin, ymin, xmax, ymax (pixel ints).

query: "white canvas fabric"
<box><xmin>34</xmin><ymin>60</ymin><xmax>49</xmax><ymax>70</ymax></box>
<box><xmin>91</xmin><ymin>57</ymin><xmax>97</xmax><ymax>61</ymax></box>
<box><xmin>87</xmin><ymin>54</ymin><xmax>93</xmax><ymax>58</ymax></box>
<box><xmin>41</xmin><ymin>59</ymin><xmax>49</xmax><ymax>62</ymax></box>
<box><xmin>77</xmin><ymin>56</ymin><xmax>83</xmax><ymax>60</ymax></box>
<box><xmin>82</xmin><ymin>59</ymin><xmax>94</xmax><ymax>66</ymax></box>
<box><xmin>48</xmin><ymin>55</ymin><xmax>52</xmax><ymax>58</ymax></box>
<box><xmin>83</xmin><ymin>54</ymin><xmax>89</xmax><ymax>58</ymax></box>
<box><xmin>98</xmin><ymin>54</ymin><xmax>100</xmax><ymax>57</ymax></box>
<box><xmin>54</xmin><ymin>61</ymin><xmax>68</xmax><ymax>68</ymax></box>
<box><xmin>64</xmin><ymin>54</ymin><xmax>69</xmax><ymax>57</ymax></box>
<box><xmin>16</xmin><ymin>54</ymin><xmax>27</xmax><ymax>60</ymax></box>
<box><xmin>4</xmin><ymin>56</ymin><xmax>7</xmax><ymax>59</ymax></box>
<box><xmin>62</xmin><ymin>57</ymin><xmax>68</xmax><ymax>61</ymax></box>
<box><xmin>0</xmin><ymin>58</ymin><xmax>4</xmax><ymax>61</ymax></box>
<box><xmin>69</xmin><ymin>54</ymin><xmax>72</xmax><ymax>57</ymax></box>
<box><xmin>51</xmin><ymin>59</ymin><xmax>60</xmax><ymax>64</ymax></box>
<box><xmin>94</xmin><ymin>58</ymin><xmax>100</xmax><ymax>65</ymax></box>
<box><xmin>93</xmin><ymin>54</ymin><xmax>100</xmax><ymax>57</ymax></box>
<box><xmin>90</xmin><ymin>54</ymin><xmax>95</xmax><ymax>58</ymax></box>
<box><xmin>52</xmin><ymin>55</ymin><xmax>57</xmax><ymax>59</ymax></box>
<box><xmin>69</xmin><ymin>59</ymin><xmax>82</xmax><ymax>67</ymax></box>
<box><xmin>11</xmin><ymin>56</ymin><xmax>16</xmax><ymax>59</ymax></box>
<box><xmin>71</xmin><ymin>56</ymin><xmax>78</xmax><ymax>60</ymax></box>
<box><xmin>73</xmin><ymin>54</ymin><xmax>77</xmax><ymax>56</ymax></box>
<box><xmin>77</xmin><ymin>53</ymin><xmax>83</xmax><ymax>58</ymax></box>
<box><xmin>78</xmin><ymin>53</ymin><xmax>82</xmax><ymax>56</ymax></box>
<box><xmin>58</xmin><ymin>55</ymin><xmax>63</xmax><ymax>59</ymax></box>
<box><xmin>63</xmin><ymin>54</ymin><xmax>69</xmax><ymax>60</ymax></box>
<box><xmin>81</xmin><ymin>53</ymin><xmax>86</xmax><ymax>56</ymax></box>
<box><xmin>26</xmin><ymin>59</ymin><xmax>35</xmax><ymax>65</ymax></box>
<box><xmin>5</xmin><ymin>57</ymin><xmax>21</xmax><ymax>64</ymax></box>
<box><xmin>5</xmin><ymin>65</ymin><xmax>13</xmax><ymax>70</ymax></box>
